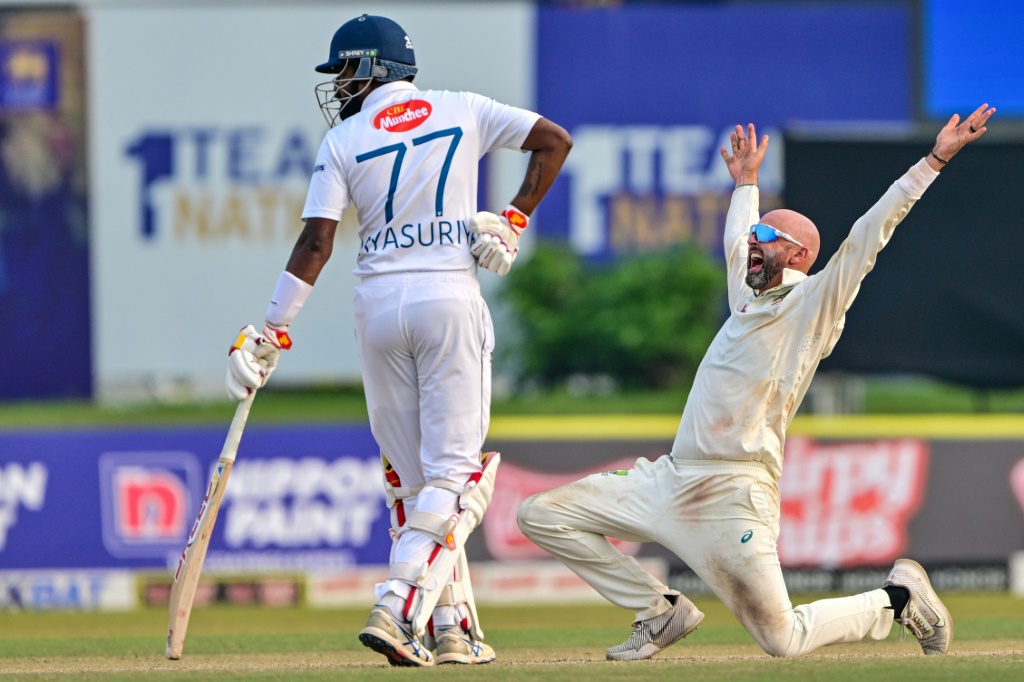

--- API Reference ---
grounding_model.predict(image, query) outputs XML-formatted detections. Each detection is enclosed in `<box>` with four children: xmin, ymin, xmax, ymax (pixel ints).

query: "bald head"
<box><xmin>760</xmin><ymin>209</ymin><xmax>819</xmax><ymax>273</ymax></box>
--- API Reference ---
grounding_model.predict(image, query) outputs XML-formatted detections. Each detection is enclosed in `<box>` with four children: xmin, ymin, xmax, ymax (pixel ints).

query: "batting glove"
<box><xmin>225</xmin><ymin>324</ymin><xmax>292</xmax><ymax>400</ymax></box>
<box><xmin>469</xmin><ymin>206</ymin><xmax>528</xmax><ymax>276</ymax></box>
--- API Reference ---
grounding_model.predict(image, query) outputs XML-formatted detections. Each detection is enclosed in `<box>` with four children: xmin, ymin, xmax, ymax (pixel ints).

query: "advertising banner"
<box><xmin>87</xmin><ymin>2</ymin><xmax>534</xmax><ymax>399</ymax></box>
<box><xmin>3</xmin><ymin>424</ymin><xmax>1022</xmax><ymax>576</ymax></box>
<box><xmin>0</xmin><ymin>425</ymin><xmax>391</xmax><ymax>573</ymax></box>
<box><xmin>482</xmin><ymin>434</ymin><xmax>1024</xmax><ymax>570</ymax></box>
<box><xmin>0</xmin><ymin>13</ymin><xmax>90</xmax><ymax>400</ymax></box>
<box><xmin>534</xmin><ymin>3</ymin><xmax>911</xmax><ymax>258</ymax></box>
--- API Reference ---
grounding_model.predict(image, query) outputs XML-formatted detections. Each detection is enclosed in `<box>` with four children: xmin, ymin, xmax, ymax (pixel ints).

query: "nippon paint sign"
<box><xmin>87</xmin><ymin>2</ymin><xmax>534</xmax><ymax>400</ymax></box>
<box><xmin>0</xmin><ymin>425</ymin><xmax>391</xmax><ymax>572</ymax></box>
<box><xmin>0</xmin><ymin>462</ymin><xmax>48</xmax><ymax>552</ymax></box>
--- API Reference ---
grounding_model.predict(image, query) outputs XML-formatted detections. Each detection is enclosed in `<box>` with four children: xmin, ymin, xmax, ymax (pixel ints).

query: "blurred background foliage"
<box><xmin>501</xmin><ymin>241</ymin><xmax>725</xmax><ymax>390</ymax></box>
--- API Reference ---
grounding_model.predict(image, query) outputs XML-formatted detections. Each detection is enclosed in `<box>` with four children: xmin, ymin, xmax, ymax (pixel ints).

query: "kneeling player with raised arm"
<box><xmin>519</xmin><ymin>104</ymin><xmax>994</xmax><ymax>660</ymax></box>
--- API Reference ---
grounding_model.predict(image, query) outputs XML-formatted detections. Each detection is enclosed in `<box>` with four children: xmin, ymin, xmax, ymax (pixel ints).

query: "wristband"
<box><xmin>265</xmin><ymin>271</ymin><xmax>313</xmax><ymax>328</ymax></box>
<box><xmin>262</xmin><ymin>323</ymin><xmax>293</xmax><ymax>350</ymax></box>
<box><xmin>929</xmin><ymin>150</ymin><xmax>948</xmax><ymax>165</ymax></box>
<box><xmin>500</xmin><ymin>205</ymin><xmax>529</xmax><ymax>235</ymax></box>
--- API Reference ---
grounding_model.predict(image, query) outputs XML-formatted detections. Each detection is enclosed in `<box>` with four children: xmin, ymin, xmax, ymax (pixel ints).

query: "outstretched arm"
<box><xmin>719</xmin><ymin>124</ymin><xmax>768</xmax><ymax>307</ymax></box>
<box><xmin>809</xmin><ymin>104</ymin><xmax>996</xmax><ymax>340</ymax></box>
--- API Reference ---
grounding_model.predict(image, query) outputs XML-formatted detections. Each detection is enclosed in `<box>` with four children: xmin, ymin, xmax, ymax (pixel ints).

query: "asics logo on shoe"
<box><xmin>392</xmin><ymin>617</ymin><xmax>420</xmax><ymax>647</ymax></box>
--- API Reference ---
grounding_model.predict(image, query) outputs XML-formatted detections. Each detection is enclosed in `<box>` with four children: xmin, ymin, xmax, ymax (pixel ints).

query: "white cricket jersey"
<box><xmin>670</xmin><ymin>161</ymin><xmax>939</xmax><ymax>480</ymax></box>
<box><xmin>302</xmin><ymin>81</ymin><xmax>541</xmax><ymax>277</ymax></box>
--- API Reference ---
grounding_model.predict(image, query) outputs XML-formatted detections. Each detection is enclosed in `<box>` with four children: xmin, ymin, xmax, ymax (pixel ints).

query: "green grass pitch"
<box><xmin>0</xmin><ymin>593</ymin><xmax>1021</xmax><ymax>680</ymax></box>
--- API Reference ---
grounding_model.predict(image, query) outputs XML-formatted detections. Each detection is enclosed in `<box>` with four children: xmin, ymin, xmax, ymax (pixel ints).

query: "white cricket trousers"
<box><xmin>354</xmin><ymin>269</ymin><xmax>493</xmax><ymax>602</ymax></box>
<box><xmin>518</xmin><ymin>455</ymin><xmax>894</xmax><ymax>658</ymax></box>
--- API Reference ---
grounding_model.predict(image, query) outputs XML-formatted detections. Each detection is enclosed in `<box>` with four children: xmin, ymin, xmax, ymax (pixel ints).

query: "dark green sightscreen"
<box><xmin>785</xmin><ymin>133</ymin><xmax>1024</xmax><ymax>388</ymax></box>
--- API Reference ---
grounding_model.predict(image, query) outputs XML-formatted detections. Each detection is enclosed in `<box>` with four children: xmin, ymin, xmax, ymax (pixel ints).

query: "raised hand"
<box><xmin>720</xmin><ymin>123</ymin><xmax>770</xmax><ymax>186</ymax></box>
<box><xmin>931</xmin><ymin>103</ymin><xmax>995</xmax><ymax>166</ymax></box>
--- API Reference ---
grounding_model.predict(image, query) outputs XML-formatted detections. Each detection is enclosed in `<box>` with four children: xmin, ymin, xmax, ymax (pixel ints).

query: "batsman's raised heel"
<box><xmin>606</xmin><ymin>596</ymin><xmax>705</xmax><ymax>661</ymax></box>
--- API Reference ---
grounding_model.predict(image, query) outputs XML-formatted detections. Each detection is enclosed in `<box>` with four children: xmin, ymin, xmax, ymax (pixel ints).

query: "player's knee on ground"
<box><xmin>746</xmin><ymin>615</ymin><xmax>800</xmax><ymax>658</ymax></box>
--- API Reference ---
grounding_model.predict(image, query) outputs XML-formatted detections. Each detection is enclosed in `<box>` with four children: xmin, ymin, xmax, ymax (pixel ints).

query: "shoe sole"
<box><xmin>359</xmin><ymin>630</ymin><xmax>432</xmax><ymax>667</ymax></box>
<box><xmin>893</xmin><ymin>558</ymin><xmax>953</xmax><ymax>655</ymax></box>
<box><xmin>606</xmin><ymin>609</ymin><xmax>705</xmax><ymax>661</ymax></box>
<box><xmin>436</xmin><ymin>656</ymin><xmax>496</xmax><ymax>665</ymax></box>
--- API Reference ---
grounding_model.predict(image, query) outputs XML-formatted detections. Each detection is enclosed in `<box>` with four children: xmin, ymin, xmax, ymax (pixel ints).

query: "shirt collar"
<box><xmin>754</xmin><ymin>268</ymin><xmax>807</xmax><ymax>297</ymax></box>
<box><xmin>362</xmin><ymin>81</ymin><xmax>418</xmax><ymax>110</ymax></box>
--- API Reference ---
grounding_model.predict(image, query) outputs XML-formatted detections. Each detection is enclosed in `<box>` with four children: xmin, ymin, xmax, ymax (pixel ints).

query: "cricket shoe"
<box><xmin>359</xmin><ymin>606</ymin><xmax>433</xmax><ymax>667</ymax></box>
<box><xmin>433</xmin><ymin>625</ymin><xmax>496</xmax><ymax>665</ymax></box>
<box><xmin>606</xmin><ymin>596</ymin><xmax>705</xmax><ymax>661</ymax></box>
<box><xmin>884</xmin><ymin>558</ymin><xmax>953</xmax><ymax>655</ymax></box>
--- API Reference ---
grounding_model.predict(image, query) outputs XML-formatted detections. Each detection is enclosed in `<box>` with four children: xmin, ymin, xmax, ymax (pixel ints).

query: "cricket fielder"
<box><xmin>225</xmin><ymin>14</ymin><xmax>571</xmax><ymax>667</ymax></box>
<box><xmin>519</xmin><ymin>105</ymin><xmax>994</xmax><ymax>660</ymax></box>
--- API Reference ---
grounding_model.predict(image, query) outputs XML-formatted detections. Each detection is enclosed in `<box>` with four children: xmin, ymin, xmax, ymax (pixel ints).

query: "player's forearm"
<box><xmin>512</xmin><ymin>120</ymin><xmax>572</xmax><ymax>215</ymax></box>
<box><xmin>285</xmin><ymin>218</ymin><xmax>337</xmax><ymax>285</ymax></box>
<box><xmin>724</xmin><ymin>184</ymin><xmax>759</xmax><ymax>306</ymax></box>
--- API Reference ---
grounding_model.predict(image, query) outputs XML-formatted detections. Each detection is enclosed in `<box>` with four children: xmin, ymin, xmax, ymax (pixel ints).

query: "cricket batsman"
<box><xmin>225</xmin><ymin>14</ymin><xmax>571</xmax><ymax>666</ymax></box>
<box><xmin>518</xmin><ymin>104</ymin><xmax>994</xmax><ymax>660</ymax></box>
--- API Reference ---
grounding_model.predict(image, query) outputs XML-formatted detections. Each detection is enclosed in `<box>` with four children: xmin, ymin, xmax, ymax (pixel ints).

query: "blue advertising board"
<box><xmin>534</xmin><ymin>3</ymin><xmax>911</xmax><ymax>258</ymax></box>
<box><xmin>923</xmin><ymin>0</ymin><xmax>1024</xmax><ymax>118</ymax></box>
<box><xmin>0</xmin><ymin>425</ymin><xmax>391</xmax><ymax>572</ymax></box>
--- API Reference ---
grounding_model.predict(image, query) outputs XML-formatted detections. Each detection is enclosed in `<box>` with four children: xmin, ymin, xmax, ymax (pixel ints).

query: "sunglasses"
<box><xmin>749</xmin><ymin>223</ymin><xmax>808</xmax><ymax>250</ymax></box>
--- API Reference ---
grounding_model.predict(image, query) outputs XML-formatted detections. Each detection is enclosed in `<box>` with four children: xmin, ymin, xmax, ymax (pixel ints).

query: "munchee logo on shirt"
<box><xmin>374</xmin><ymin>100</ymin><xmax>432</xmax><ymax>133</ymax></box>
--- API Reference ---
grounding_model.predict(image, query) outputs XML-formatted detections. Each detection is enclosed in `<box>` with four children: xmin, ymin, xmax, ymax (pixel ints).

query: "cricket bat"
<box><xmin>165</xmin><ymin>392</ymin><xmax>255</xmax><ymax>660</ymax></box>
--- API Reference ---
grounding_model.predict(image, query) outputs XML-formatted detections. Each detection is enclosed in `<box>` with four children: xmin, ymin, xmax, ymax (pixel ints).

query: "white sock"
<box><xmin>432</xmin><ymin>604</ymin><xmax>460</xmax><ymax>629</ymax></box>
<box><xmin>380</xmin><ymin>592</ymin><xmax>408</xmax><ymax>621</ymax></box>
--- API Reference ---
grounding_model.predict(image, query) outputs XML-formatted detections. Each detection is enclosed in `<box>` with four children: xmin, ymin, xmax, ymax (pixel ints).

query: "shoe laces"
<box><xmin>897</xmin><ymin>604</ymin><xmax>932</xmax><ymax>641</ymax></box>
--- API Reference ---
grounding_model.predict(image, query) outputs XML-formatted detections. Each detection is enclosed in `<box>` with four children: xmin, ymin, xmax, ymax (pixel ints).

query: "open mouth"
<box><xmin>748</xmin><ymin>250</ymin><xmax>764</xmax><ymax>273</ymax></box>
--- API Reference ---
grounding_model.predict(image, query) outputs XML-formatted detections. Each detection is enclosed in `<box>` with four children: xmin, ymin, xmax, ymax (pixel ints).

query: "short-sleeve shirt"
<box><xmin>303</xmin><ymin>81</ymin><xmax>540</xmax><ymax>277</ymax></box>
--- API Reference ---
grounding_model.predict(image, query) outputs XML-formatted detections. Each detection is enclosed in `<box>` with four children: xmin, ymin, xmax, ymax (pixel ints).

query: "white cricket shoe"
<box><xmin>606</xmin><ymin>596</ymin><xmax>705</xmax><ymax>661</ymax></box>
<box><xmin>884</xmin><ymin>558</ymin><xmax>953</xmax><ymax>655</ymax></box>
<box><xmin>359</xmin><ymin>606</ymin><xmax>434</xmax><ymax>667</ymax></box>
<box><xmin>433</xmin><ymin>625</ymin><xmax>496</xmax><ymax>665</ymax></box>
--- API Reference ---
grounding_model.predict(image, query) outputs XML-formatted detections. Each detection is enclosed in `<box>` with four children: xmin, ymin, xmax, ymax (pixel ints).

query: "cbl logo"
<box><xmin>98</xmin><ymin>452</ymin><xmax>202</xmax><ymax>558</ymax></box>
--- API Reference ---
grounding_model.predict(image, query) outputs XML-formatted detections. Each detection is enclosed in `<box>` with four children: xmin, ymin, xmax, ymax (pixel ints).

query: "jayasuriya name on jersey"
<box><xmin>360</xmin><ymin>220</ymin><xmax>473</xmax><ymax>253</ymax></box>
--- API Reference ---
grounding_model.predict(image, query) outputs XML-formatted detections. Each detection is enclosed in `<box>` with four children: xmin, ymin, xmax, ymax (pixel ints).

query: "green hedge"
<box><xmin>502</xmin><ymin>242</ymin><xmax>726</xmax><ymax>389</ymax></box>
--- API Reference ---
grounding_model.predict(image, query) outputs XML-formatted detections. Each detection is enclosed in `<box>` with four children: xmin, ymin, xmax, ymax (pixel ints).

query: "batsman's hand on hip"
<box><xmin>226</xmin><ymin>324</ymin><xmax>292</xmax><ymax>400</ymax></box>
<box><xmin>469</xmin><ymin>206</ymin><xmax>528</xmax><ymax>276</ymax></box>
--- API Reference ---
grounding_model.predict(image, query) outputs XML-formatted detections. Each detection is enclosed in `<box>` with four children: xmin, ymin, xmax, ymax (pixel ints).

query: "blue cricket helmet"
<box><xmin>315</xmin><ymin>14</ymin><xmax>417</xmax><ymax>82</ymax></box>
